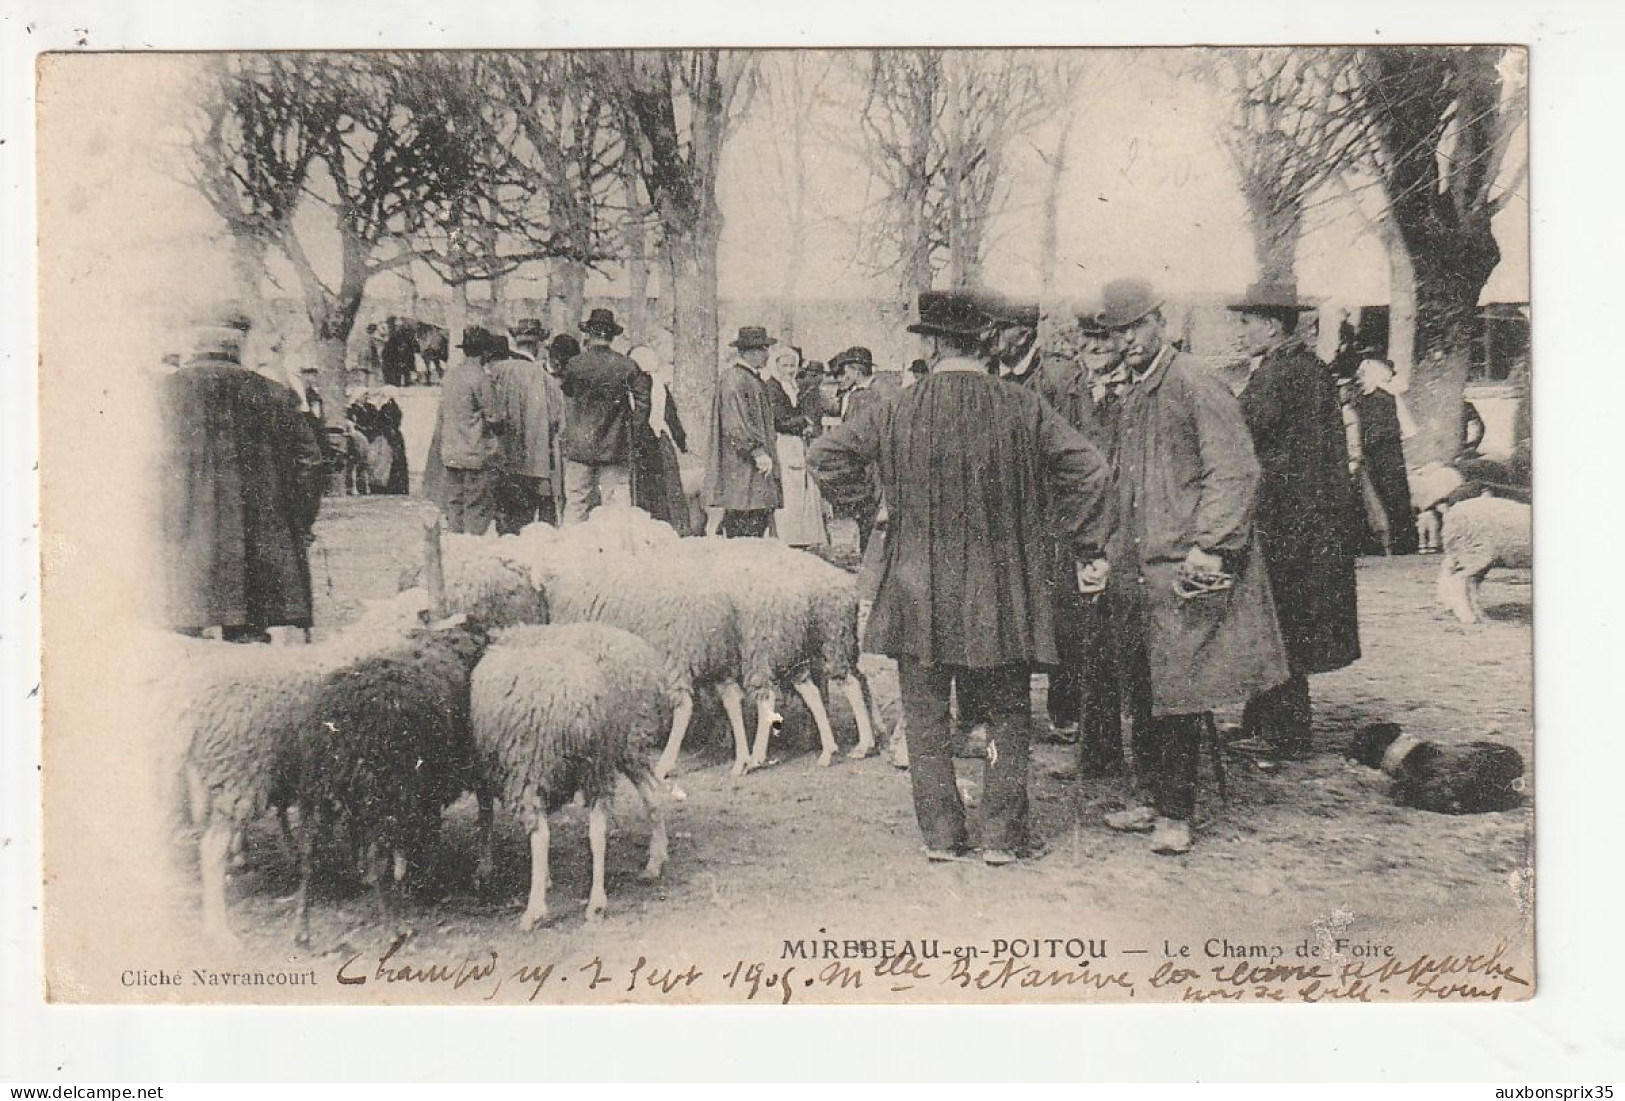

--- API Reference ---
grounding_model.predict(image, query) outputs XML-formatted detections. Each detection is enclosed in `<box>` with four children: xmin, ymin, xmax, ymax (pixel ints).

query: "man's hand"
<box><xmin>753</xmin><ymin>452</ymin><xmax>774</xmax><ymax>476</ymax></box>
<box><xmin>1076</xmin><ymin>557</ymin><xmax>1110</xmax><ymax>594</ymax></box>
<box><xmin>1184</xmin><ymin>546</ymin><xmax>1224</xmax><ymax>575</ymax></box>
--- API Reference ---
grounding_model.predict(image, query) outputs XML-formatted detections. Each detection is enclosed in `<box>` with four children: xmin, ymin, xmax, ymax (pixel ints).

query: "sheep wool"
<box><xmin>1438</xmin><ymin>496</ymin><xmax>1532</xmax><ymax>624</ymax></box>
<box><xmin>398</xmin><ymin>532</ymin><xmax>547</xmax><ymax>627</ymax></box>
<box><xmin>471</xmin><ymin>622</ymin><xmax>673</xmax><ymax>929</ymax></box>
<box><xmin>291</xmin><ymin>618</ymin><xmax>492</xmax><ymax>946</ymax></box>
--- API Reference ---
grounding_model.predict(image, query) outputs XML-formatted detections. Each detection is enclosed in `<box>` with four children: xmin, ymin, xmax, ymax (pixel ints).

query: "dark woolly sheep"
<box><xmin>290</xmin><ymin>616</ymin><xmax>492</xmax><ymax>947</ymax></box>
<box><xmin>471</xmin><ymin>623</ymin><xmax>673</xmax><ymax>930</ymax></box>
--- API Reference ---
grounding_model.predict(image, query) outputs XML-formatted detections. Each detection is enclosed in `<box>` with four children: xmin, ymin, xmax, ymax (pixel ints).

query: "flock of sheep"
<box><xmin>148</xmin><ymin>476</ymin><xmax>1530</xmax><ymax>950</ymax></box>
<box><xmin>147</xmin><ymin>507</ymin><xmax>882</xmax><ymax>948</ymax></box>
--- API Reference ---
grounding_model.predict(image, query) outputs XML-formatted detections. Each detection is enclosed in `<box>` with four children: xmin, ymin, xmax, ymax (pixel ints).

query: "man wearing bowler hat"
<box><xmin>435</xmin><ymin>324</ymin><xmax>506</xmax><ymax>534</ymax></box>
<box><xmin>1225</xmin><ymin>282</ymin><xmax>1362</xmax><ymax>762</ymax></box>
<box><xmin>561</xmin><ymin>308</ymin><xmax>651</xmax><ymax>523</ymax></box>
<box><xmin>809</xmin><ymin>291</ymin><xmax>1112</xmax><ymax>866</ymax></box>
<box><xmin>1095</xmin><ymin>278</ymin><xmax>1289</xmax><ymax>855</ymax></box>
<box><xmin>705</xmin><ymin>325</ymin><xmax>782</xmax><ymax>537</ymax></box>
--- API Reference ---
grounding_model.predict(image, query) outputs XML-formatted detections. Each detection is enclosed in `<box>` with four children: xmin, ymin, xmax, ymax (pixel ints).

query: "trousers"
<box><xmin>719</xmin><ymin>509</ymin><xmax>773</xmax><ymax>538</ymax></box>
<box><xmin>564</xmin><ymin>461</ymin><xmax>630</xmax><ymax>523</ymax></box>
<box><xmin>1242</xmin><ymin>672</ymin><xmax>1312</xmax><ymax>755</ymax></box>
<box><xmin>898</xmin><ymin>660</ymin><xmax>1033</xmax><ymax>852</ymax></box>
<box><xmin>444</xmin><ymin>466</ymin><xmax>495</xmax><ymax>535</ymax></box>
<box><xmin>495</xmin><ymin>473</ymin><xmax>559</xmax><ymax>535</ymax></box>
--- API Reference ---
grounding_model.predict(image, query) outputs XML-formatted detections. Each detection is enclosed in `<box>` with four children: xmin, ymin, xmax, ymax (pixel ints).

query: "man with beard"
<box><xmin>1096</xmin><ymin>278</ymin><xmax>1290</xmax><ymax>855</ymax></box>
<box><xmin>1226</xmin><ymin>282</ymin><xmax>1363</xmax><ymax>761</ymax></box>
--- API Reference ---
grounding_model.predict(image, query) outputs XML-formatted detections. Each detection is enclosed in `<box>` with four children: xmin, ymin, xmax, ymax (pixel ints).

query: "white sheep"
<box><xmin>396</xmin><ymin>531</ymin><xmax>547</xmax><ymax>627</ymax></box>
<box><xmin>471</xmin><ymin>622</ymin><xmax>673</xmax><ymax>930</ymax></box>
<box><xmin>1437</xmin><ymin>495</ymin><xmax>1532</xmax><ymax>624</ymax></box>
<box><xmin>673</xmin><ymin>538</ymin><xmax>880</xmax><ymax>769</ymax></box>
<box><xmin>512</xmin><ymin>535</ymin><xmax>754</xmax><ymax>780</ymax></box>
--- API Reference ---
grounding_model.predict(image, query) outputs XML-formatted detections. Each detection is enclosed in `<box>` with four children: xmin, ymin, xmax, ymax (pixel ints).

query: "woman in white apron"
<box><xmin>764</xmin><ymin>346</ymin><xmax>829</xmax><ymax>549</ymax></box>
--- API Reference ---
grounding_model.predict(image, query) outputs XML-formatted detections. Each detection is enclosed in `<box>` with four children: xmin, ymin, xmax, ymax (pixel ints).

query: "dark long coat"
<box><xmin>705</xmin><ymin>363</ymin><xmax>781</xmax><ymax>511</ymax></box>
<box><xmin>560</xmin><ymin>345</ymin><xmax>650</xmax><ymax>465</ymax></box>
<box><xmin>158</xmin><ymin>360</ymin><xmax>327</xmax><ymax>631</ymax></box>
<box><xmin>630</xmin><ymin>387</ymin><xmax>692</xmax><ymax>533</ymax></box>
<box><xmin>808</xmin><ymin>359</ymin><xmax>1113</xmax><ymax>669</ymax></box>
<box><xmin>1237</xmin><ymin>340</ymin><xmax>1363</xmax><ymax>675</ymax></box>
<box><xmin>1355</xmin><ymin>388</ymin><xmax>1417</xmax><ymax>554</ymax></box>
<box><xmin>1108</xmin><ymin>349</ymin><xmax>1290</xmax><ymax>715</ymax></box>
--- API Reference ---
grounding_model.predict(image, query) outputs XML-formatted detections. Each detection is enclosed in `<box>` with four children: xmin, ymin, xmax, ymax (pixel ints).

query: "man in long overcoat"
<box><xmin>1096</xmin><ymin>279</ymin><xmax>1290</xmax><ymax>855</ymax></box>
<box><xmin>560</xmin><ymin>308</ymin><xmax>651</xmax><ymax>522</ymax></box>
<box><xmin>436</xmin><ymin>326</ymin><xmax>505</xmax><ymax>535</ymax></box>
<box><xmin>705</xmin><ymin>326</ymin><xmax>782</xmax><ymax>537</ymax></box>
<box><xmin>1228</xmin><ymin>283</ymin><xmax>1362</xmax><ymax>758</ymax></box>
<box><xmin>159</xmin><ymin>307</ymin><xmax>326</xmax><ymax>641</ymax></box>
<box><xmin>809</xmin><ymin>291</ymin><xmax>1113</xmax><ymax>866</ymax></box>
<box><xmin>490</xmin><ymin>318</ymin><xmax>565</xmax><ymax>533</ymax></box>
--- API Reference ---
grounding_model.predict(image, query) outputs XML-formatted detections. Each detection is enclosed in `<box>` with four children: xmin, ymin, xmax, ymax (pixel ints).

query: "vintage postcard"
<box><xmin>36</xmin><ymin>45</ymin><xmax>1532</xmax><ymax>1006</ymax></box>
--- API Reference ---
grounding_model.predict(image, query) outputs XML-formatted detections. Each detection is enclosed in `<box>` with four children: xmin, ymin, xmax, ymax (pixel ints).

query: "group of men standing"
<box><xmin>807</xmin><ymin>278</ymin><xmax>1362</xmax><ymax>862</ymax></box>
<box><xmin>426</xmin><ymin>308</ymin><xmax>690</xmax><ymax>537</ymax></box>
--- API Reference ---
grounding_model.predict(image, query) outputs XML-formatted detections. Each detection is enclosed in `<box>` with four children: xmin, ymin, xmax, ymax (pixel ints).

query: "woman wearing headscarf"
<box><xmin>1353</xmin><ymin>356</ymin><xmax>1418</xmax><ymax>554</ymax></box>
<box><xmin>627</xmin><ymin>345</ymin><xmax>693</xmax><ymax>534</ymax></box>
<box><xmin>765</xmin><ymin>345</ymin><xmax>830</xmax><ymax>549</ymax></box>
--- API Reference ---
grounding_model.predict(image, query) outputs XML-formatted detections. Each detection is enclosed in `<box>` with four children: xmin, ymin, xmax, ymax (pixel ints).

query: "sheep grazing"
<box><xmin>471</xmin><ymin>623</ymin><xmax>673</xmax><ymax>930</ymax></box>
<box><xmin>290</xmin><ymin>615</ymin><xmax>492</xmax><ymax>947</ymax></box>
<box><xmin>1437</xmin><ymin>495</ymin><xmax>1532</xmax><ymax>624</ymax></box>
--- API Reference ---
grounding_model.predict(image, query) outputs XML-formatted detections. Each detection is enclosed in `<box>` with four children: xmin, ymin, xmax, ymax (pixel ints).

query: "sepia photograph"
<box><xmin>33</xmin><ymin>39</ymin><xmax>1538</xmax><ymax>1012</ymax></box>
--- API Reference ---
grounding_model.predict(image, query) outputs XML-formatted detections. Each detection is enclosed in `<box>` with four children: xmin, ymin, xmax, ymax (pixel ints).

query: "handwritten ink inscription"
<box><xmin>310</xmin><ymin>932</ymin><xmax>1529</xmax><ymax>1005</ymax></box>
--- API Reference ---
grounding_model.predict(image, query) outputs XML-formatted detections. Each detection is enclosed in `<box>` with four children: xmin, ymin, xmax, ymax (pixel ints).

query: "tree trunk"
<box><xmin>448</xmin><ymin>282</ymin><xmax>469</xmax><ymax>374</ymax></box>
<box><xmin>293</xmin><ymin>234</ymin><xmax>368</xmax><ymax>429</ymax></box>
<box><xmin>1403</xmin><ymin>275</ymin><xmax>1480</xmax><ymax>467</ymax></box>
<box><xmin>1381</xmin><ymin>225</ymin><xmax>1418</xmax><ymax>390</ymax></box>
<box><xmin>665</xmin><ymin>222</ymin><xmax>721</xmax><ymax>456</ymax></box>
<box><xmin>229</xmin><ymin>232</ymin><xmax>269</xmax><ymax>309</ymax></box>
<box><xmin>549</xmin><ymin>260</ymin><xmax>588</xmax><ymax>338</ymax></box>
<box><xmin>1038</xmin><ymin>119</ymin><xmax>1074</xmax><ymax>301</ymax></box>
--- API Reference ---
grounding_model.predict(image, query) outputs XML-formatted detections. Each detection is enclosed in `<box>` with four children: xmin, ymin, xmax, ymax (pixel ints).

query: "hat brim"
<box><xmin>1226</xmin><ymin>302</ymin><xmax>1313</xmax><ymax>315</ymax></box>
<box><xmin>1097</xmin><ymin>301</ymin><xmax>1164</xmax><ymax>331</ymax></box>
<box><xmin>731</xmin><ymin>338</ymin><xmax>778</xmax><ymax>349</ymax></box>
<box><xmin>906</xmin><ymin>322</ymin><xmax>982</xmax><ymax>337</ymax></box>
<box><xmin>582</xmin><ymin>324</ymin><xmax>624</xmax><ymax>338</ymax></box>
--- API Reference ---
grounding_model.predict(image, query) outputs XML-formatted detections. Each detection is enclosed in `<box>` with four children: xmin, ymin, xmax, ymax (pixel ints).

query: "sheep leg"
<box><xmin>654</xmin><ymin>690</ymin><xmax>695</xmax><ymax>781</ymax></box>
<box><xmin>473</xmin><ymin>784</ymin><xmax>495</xmax><ymax>894</ymax></box>
<box><xmin>792</xmin><ymin>677</ymin><xmax>840</xmax><ymax>767</ymax></box>
<box><xmin>586</xmin><ymin>800</ymin><xmax>609</xmax><ymax>921</ymax></box>
<box><xmin>518</xmin><ymin>815</ymin><xmax>551</xmax><ymax>932</ymax></box>
<box><xmin>1467</xmin><ymin>569</ymin><xmax>1489</xmax><ymax>623</ymax></box>
<box><xmin>748</xmin><ymin>688</ymin><xmax>778</xmax><ymax>770</ymax></box>
<box><xmin>840</xmin><ymin>674</ymin><xmax>878</xmax><ymax>758</ymax></box>
<box><xmin>1437</xmin><ymin>558</ymin><xmax>1477</xmax><ymax>624</ymax></box>
<box><xmin>199</xmin><ymin>819</ymin><xmax>240</xmax><ymax>949</ymax></box>
<box><xmin>637</xmin><ymin>778</ymin><xmax>668</xmax><ymax>881</ymax></box>
<box><xmin>717</xmin><ymin>681</ymin><xmax>751</xmax><ymax>778</ymax></box>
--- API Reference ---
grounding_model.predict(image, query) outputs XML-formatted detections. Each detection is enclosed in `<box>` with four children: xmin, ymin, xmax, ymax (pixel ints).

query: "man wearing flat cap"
<box><xmin>809</xmin><ymin>290</ymin><xmax>1113</xmax><ymax>867</ymax></box>
<box><xmin>1094</xmin><ymin>278</ymin><xmax>1289</xmax><ymax>855</ymax></box>
<box><xmin>560</xmin><ymin>308</ymin><xmax>651</xmax><ymax>523</ymax></box>
<box><xmin>1226</xmin><ymin>282</ymin><xmax>1362</xmax><ymax>762</ymax></box>
<box><xmin>158</xmin><ymin>305</ymin><xmax>327</xmax><ymax>642</ymax></box>
<box><xmin>490</xmin><ymin>318</ymin><xmax>566</xmax><ymax>533</ymax></box>
<box><xmin>434</xmin><ymin>324</ymin><xmax>506</xmax><ymax>534</ymax></box>
<box><xmin>705</xmin><ymin>326</ymin><xmax>782</xmax><ymax>537</ymax></box>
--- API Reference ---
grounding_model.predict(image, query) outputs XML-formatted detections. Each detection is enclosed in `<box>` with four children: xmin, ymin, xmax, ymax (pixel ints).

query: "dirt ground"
<box><xmin>197</xmin><ymin>494</ymin><xmax>1534</xmax><ymax>1003</ymax></box>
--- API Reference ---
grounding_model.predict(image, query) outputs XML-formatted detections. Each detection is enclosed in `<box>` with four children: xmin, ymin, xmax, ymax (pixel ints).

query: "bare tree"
<box><xmin>855</xmin><ymin>49</ymin><xmax>1048</xmax><ymax>297</ymax></box>
<box><xmin>591</xmin><ymin>49</ymin><xmax>758</xmax><ymax>436</ymax></box>
<box><xmin>1203</xmin><ymin>47</ymin><xmax>1366</xmax><ymax>286</ymax></box>
<box><xmin>758</xmin><ymin>50</ymin><xmax>838</xmax><ymax>346</ymax></box>
<box><xmin>191</xmin><ymin>54</ymin><xmax>496</xmax><ymax>424</ymax></box>
<box><xmin>1350</xmin><ymin>45</ymin><xmax>1528</xmax><ymax>464</ymax></box>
